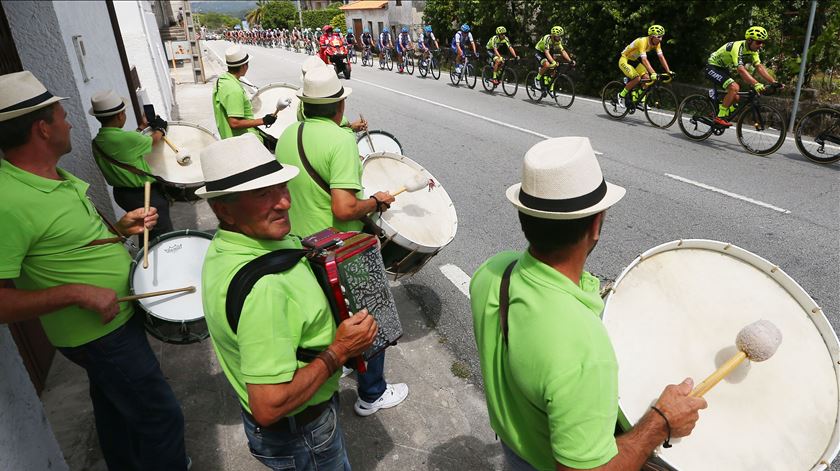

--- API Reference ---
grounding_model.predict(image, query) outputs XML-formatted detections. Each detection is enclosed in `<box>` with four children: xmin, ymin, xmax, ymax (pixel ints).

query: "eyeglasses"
<box><xmin>652</xmin><ymin>35</ymin><xmax>663</xmax><ymax>39</ymax></box>
<box><xmin>753</xmin><ymin>40</ymin><xmax>765</xmax><ymax>46</ymax></box>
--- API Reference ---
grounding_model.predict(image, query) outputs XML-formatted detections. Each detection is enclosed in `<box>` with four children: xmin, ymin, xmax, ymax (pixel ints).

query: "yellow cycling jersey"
<box><xmin>621</xmin><ymin>36</ymin><xmax>662</xmax><ymax>61</ymax></box>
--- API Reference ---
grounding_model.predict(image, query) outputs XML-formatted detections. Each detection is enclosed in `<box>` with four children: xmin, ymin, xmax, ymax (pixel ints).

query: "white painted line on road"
<box><xmin>353</xmin><ymin>77</ymin><xmax>604</xmax><ymax>155</ymax></box>
<box><xmin>439</xmin><ymin>264</ymin><xmax>472</xmax><ymax>299</ymax></box>
<box><xmin>665</xmin><ymin>173</ymin><xmax>791</xmax><ymax>214</ymax></box>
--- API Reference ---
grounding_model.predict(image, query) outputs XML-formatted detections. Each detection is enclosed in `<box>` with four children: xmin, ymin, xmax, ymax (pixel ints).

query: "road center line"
<box><xmin>439</xmin><ymin>264</ymin><xmax>472</xmax><ymax>299</ymax></box>
<box><xmin>664</xmin><ymin>173</ymin><xmax>791</xmax><ymax>214</ymax></box>
<box><xmin>353</xmin><ymin>77</ymin><xmax>603</xmax><ymax>155</ymax></box>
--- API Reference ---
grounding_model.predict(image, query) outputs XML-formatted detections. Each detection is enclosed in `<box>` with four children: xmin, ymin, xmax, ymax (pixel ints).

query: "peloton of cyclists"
<box><xmin>486</xmin><ymin>26</ymin><xmax>518</xmax><ymax>85</ymax></box>
<box><xmin>534</xmin><ymin>26</ymin><xmax>575</xmax><ymax>90</ymax></box>
<box><xmin>617</xmin><ymin>24</ymin><xmax>674</xmax><ymax>110</ymax></box>
<box><xmin>452</xmin><ymin>24</ymin><xmax>478</xmax><ymax>76</ymax></box>
<box><xmin>396</xmin><ymin>26</ymin><xmax>414</xmax><ymax>73</ymax></box>
<box><xmin>704</xmin><ymin>26</ymin><xmax>782</xmax><ymax>127</ymax></box>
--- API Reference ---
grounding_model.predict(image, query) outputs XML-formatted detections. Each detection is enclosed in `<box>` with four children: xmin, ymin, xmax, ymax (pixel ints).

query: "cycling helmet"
<box><xmin>323</xmin><ymin>25</ymin><xmax>332</xmax><ymax>32</ymax></box>
<box><xmin>648</xmin><ymin>24</ymin><xmax>665</xmax><ymax>36</ymax></box>
<box><xmin>424</xmin><ymin>25</ymin><xmax>432</xmax><ymax>33</ymax></box>
<box><xmin>461</xmin><ymin>24</ymin><xmax>470</xmax><ymax>32</ymax></box>
<box><xmin>364</xmin><ymin>28</ymin><xmax>369</xmax><ymax>33</ymax></box>
<box><xmin>745</xmin><ymin>26</ymin><xmax>768</xmax><ymax>41</ymax></box>
<box><xmin>336</xmin><ymin>28</ymin><xmax>341</xmax><ymax>33</ymax></box>
<box><xmin>401</xmin><ymin>26</ymin><xmax>408</xmax><ymax>33</ymax></box>
<box><xmin>550</xmin><ymin>26</ymin><xmax>564</xmax><ymax>36</ymax></box>
<box><xmin>496</xmin><ymin>26</ymin><xmax>507</xmax><ymax>35</ymax></box>
<box><xmin>316</xmin><ymin>27</ymin><xmax>321</xmax><ymax>32</ymax></box>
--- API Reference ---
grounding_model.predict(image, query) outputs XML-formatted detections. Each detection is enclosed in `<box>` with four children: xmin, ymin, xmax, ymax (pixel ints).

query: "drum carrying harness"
<box><xmin>499</xmin><ymin>260</ymin><xmax>517</xmax><ymax>345</ymax></box>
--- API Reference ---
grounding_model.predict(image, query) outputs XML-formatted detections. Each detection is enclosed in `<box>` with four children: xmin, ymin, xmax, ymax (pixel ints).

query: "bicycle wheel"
<box><xmin>643</xmin><ymin>86</ymin><xmax>679</xmax><ymax>128</ymax></box>
<box><xmin>601</xmin><ymin>81</ymin><xmax>629</xmax><ymax>119</ymax></box>
<box><xmin>419</xmin><ymin>57</ymin><xmax>428</xmax><ymax>77</ymax></box>
<box><xmin>795</xmin><ymin>108</ymin><xmax>840</xmax><ymax>164</ymax></box>
<box><xmin>736</xmin><ymin>104</ymin><xmax>787</xmax><ymax>156</ymax></box>
<box><xmin>481</xmin><ymin>65</ymin><xmax>495</xmax><ymax>92</ymax></box>
<box><xmin>525</xmin><ymin>71</ymin><xmax>543</xmax><ymax>102</ymax></box>
<box><xmin>449</xmin><ymin>62</ymin><xmax>461</xmax><ymax>85</ymax></box>
<box><xmin>350</xmin><ymin>50</ymin><xmax>358</xmax><ymax>64</ymax></box>
<box><xmin>386</xmin><ymin>53</ymin><xmax>393</xmax><ymax>71</ymax></box>
<box><xmin>551</xmin><ymin>74</ymin><xmax>575</xmax><ymax>109</ymax></box>
<box><xmin>502</xmin><ymin>67</ymin><xmax>518</xmax><ymax>97</ymax></box>
<box><xmin>677</xmin><ymin>95</ymin><xmax>716</xmax><ymax>141</ymax></box>
<box><xmin>406</xmin><ymin>56</ymin><xmax>414</xmax><ymax>74</ymax></box>
<box><xmin>430</xmin><ymin>57</ymin><xmax>441</xmax><ymax>80</ymax></box>
<box><xmin>466</xmin><ymin>63</ymin><xmax>477</xmax><ymax>89</ymax></box>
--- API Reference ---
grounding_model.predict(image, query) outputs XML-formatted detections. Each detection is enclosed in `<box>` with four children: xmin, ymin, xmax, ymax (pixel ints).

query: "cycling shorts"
<box><xmin>618</xmin><ymin>56</ymin><xmax>647</xmax><ymax>79</ymax></box>
<box><xmin>396</xmin><ymin>42</ymin><xmax>410</xmax><ymax>54</ymax></box>
<box><xmin>704</xmin><ymin>64</ymin><xmax>733</xmax><ymax>88</ymax></box>
<box><xmin>535</xmin><ymin>51</ymin><xmax>556</xmax><ymax>65</ymax></box>
<box><xmin>487</xmin><ymin>49</ymin><xmax>503</xmax><ymax>60</ymax></box>
<box><xmin>379</xmin><ymin>41</ymin><xmax>390</xmax><ymax>50</ymax></box>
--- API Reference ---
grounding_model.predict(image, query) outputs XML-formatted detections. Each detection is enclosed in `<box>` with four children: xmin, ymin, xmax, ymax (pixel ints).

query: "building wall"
<box><xmin>0</xmin><ymin>326</ymin><xmax>67</xmax><ymax>471</ymax></box>
<box><xmin>344</xmin><ymin>9</ymin><xmax>388</xmax><ymax>36</ymax></box>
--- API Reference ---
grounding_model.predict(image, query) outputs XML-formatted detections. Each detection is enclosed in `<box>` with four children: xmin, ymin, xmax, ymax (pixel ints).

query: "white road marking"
<box><xmin>353</xmin><ymin>77</ymin><xmax>604</xmax><ymax>155</ymax></box>
<box><xmin>439</xmin><ymin>264</ymin><xmax>472</xmax><ymax>299</ymax></box>
<box><xmin>665</xmin><ymin>173</ymin><xmax>791</xmax><ymax>214</ymax></box>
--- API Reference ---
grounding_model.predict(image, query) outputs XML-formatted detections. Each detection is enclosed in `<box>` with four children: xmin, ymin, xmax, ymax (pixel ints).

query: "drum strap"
<box><xmin>225</xmin><ymin>248</ymin><xmax>325</xmax><ymax>364</ymax></box>
<box><xmin>296</xmin><ymin>123</ymin><xmax>384</xmax><ymax>237</ymax></box>
<box><xmin>91</xmin><ymin>139</ymin><xmax>167</xmax><ymax>184</ymax></box>
<box><xmin>499</xmin><ymin>260</ymin><xmax>518</xmax><ymax>345</ymax></box>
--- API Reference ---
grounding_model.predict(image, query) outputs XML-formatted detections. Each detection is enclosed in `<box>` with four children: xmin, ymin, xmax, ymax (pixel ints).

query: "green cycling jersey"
<box><xmin>708</xmin><ymin>40</ymin><xmax>761</xmax><ymax>70</ymax></box>
<box><xmin>486</xmin><ymin>35</ymin><xmax>511</xmax><ymax>50</ymax></box>
<box><xmin>535</xmin><ymin>34</ymin><xmax>564</xmax><ymax>54</ymax></box>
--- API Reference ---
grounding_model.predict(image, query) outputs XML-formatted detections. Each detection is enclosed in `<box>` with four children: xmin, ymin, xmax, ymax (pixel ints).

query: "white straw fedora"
<box><xmin>195</xmin><ymin>133</ymin><xmax>299</xmax><ymax>199</ymax></box>
<box><xmin>299</xmin><ymin>55</ymin><xmax>328</xmax><ymax>83</ymax></box>
<box><xmin>297</xmin><ymin>67</ymin><xmax>352</xmax><ymax>104</ymax></box>
<box><xmin>0</xmin><ymin>71</ymin><xmax>67</xmax><ymax>122</ymax></box>
<box><xmin>225</xmin><ymin>45</ymin><xmax>249</xmax><ymax>67</ymax></box>
<box><xmin>88</xmin><ymin>89</ymin><xmax>128</xmax><ymax>118</ymax></box>
<box><xmin>506</xmin><ymin>137</ymin><xmax>625</xmax><ymax>220</ymax></box>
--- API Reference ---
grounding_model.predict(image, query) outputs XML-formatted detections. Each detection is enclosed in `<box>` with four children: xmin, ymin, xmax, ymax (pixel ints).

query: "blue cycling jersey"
<box><xmin>451</xmin><ymin>31</ymin><xmax>474</xmax><ymax>49</ymax></box>
<box><xmin>379</xmin><ymin>32</ymin><xmax>391</xmax><ymax>45</ymax></box>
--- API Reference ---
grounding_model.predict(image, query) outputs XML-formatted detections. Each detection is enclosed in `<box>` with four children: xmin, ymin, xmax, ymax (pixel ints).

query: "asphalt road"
<box><xmin>207</xmin><ymin>40</ymin><xmax>839</xmax><ymax>466</ymax></box>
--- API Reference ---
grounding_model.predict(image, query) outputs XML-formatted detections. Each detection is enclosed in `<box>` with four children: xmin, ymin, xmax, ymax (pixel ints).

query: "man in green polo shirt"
<box><xmin>276</xmin><ymin>66</ymin><xmax>409</xmax><ymax>417</ymax></box>
<box><xmin>471</xmin><ymin>137</ymin><xmax>707</xmax><ymax>471</ymax></box>
<box><xmin>90</xmin><ymin>89</ymin><xmax>173</xmax><ymax>239</ymax></box>
<box><xmin>197</xmin><ymin>133</ymin><xmax>376</xmax><ymax>469</ymax></box>
<box><xmin>213</xmin><ymin>45</ymin><xmax>277</xmax><ymax>141</ymax></box>
<box><xmin>0</xmin><ymin>71</ymin><xmax>188</xmax><ymax>470</ymax></box>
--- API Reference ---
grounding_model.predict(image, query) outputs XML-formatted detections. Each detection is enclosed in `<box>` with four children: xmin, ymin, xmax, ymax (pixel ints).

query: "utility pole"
<box><xmin>789</xmin><ymin>0</ymin><xmax>818</xmax><ymax>131</ymax></box>
<box><xmin>297</xmin><ymin>0</ymin><xmax>304</xmax><ymax>28</ymax></box>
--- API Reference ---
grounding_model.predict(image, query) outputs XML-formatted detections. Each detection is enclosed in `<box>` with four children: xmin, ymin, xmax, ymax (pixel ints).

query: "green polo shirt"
<box><xmin>201</xmin><ymin>229</ymin><xmax>338</xmax><ymax>415</ymax></box>
<box><xmin>470</xmin><ymin>250</ymin><xmax>619</xmax><ymax>470</ymax></box>
<box><xmin>92</xmin><ymin>126</ymin><xmax>155</xmax><ymax>188</ymax></box>
<box><xmin>213</xmin><ymin>72</ymin><xmax>261</xmax><ymax>140</ymax></box>
<box><xmin>296</xmin><ymin>101</ymin><xmax>351</xmax><ymax>131</ymax></box>
<box><xmin>0</xmin><ymin>160</ymin><xmax>133</xmax><ymax>347</ymax></box>
<box><xmin>275</xmin><ymin>117</ymin><xmax>364</xmax><ymax>237</ymax></box>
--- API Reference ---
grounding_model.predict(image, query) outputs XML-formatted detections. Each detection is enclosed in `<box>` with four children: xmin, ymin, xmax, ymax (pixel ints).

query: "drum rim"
<box><xmin>250</xmin><ymin>81</ymin><xmax>300</xmax><ymax>104</ymax></box>
<box><xmin>362</xmin><ymin>151</ymin><xmax>458</xmax><ymax>252</ymax></box>
<box><xmin>141</xmin><ymin>121</ymin><xmax>220</xmax><ymax>140</ymax></box>
<box><xmin>356</xmin><ymin>129</ymin><xmax>402</xmax><ymax>146</ymax></box>
<box><xmin>129</xmin><ymin>229</ymin><xmax>213</xmax><ymax>323</ymax></box>
<box><xmin>603</xmin><ymin>239</ymin><xmax>840</xmax><ymax>469</ymax></box>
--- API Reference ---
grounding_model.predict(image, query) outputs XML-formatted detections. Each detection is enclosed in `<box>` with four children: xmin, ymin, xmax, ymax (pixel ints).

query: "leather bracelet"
<box><xmin>316</xmin><ymin>350</ymin><xmax>339</xmax><ymax>376</ymax></box>
<box><xmin>650</xmin><ymin>406</ymin><xmax>672</xmax><ymax>448</ymax></box>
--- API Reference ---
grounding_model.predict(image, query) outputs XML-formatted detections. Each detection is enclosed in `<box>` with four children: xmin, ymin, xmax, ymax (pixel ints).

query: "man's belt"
<box><xmin>243</xmin><ymin>398</ymin><xmax>331</xmax><ymax>434</ymax></box>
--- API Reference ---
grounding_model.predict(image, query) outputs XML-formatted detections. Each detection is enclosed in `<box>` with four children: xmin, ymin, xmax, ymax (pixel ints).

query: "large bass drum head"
<box><xmin>603</xmin><ymin>240</ymin><xmax>839</xmax><ymax>470</ymax></box>
<box><xmin>251</xmin><ymin>82</ymin><xmax>299</xmax><ymax>139</ymax></box>
<box><xmin>142</xmin><ymin>122</ymin><xmax>216</xmax><ymax>185</ymax></box>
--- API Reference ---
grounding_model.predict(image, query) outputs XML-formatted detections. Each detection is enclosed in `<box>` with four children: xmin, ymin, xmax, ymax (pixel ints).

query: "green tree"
<box><xmin>195</xmin><ymin>12</ymin><xmax>241</xmax><ymax>31</ymax></box>
<box><xmin>262</xmin><ymin>1</ymin><xmax>299</xmax><ymax>29</ymax></box>
<box><xmin>331</xmin><ymin>13</ymin><xmax>346</xmax><ymax>32</ymax></box>
<box><xmin>246</xmin><ymin>0</ymin><xmax>270</xmax><ymax>27</ymax></box>
<box><xmin>302</xmin><ymin>6</ymin><xmax>341</xmax><ymax>30</ymax></box>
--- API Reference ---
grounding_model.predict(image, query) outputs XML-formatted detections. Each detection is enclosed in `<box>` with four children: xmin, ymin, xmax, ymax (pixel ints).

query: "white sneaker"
<box><xmin>354</xmin><ymin>383</ymin><xmax>408</xmax><ymax>417</ymax></box>
<box><xmin>616</xmin><ymin>92</ymin><xmax>626</xmax><ymax>109</ymax></box>
<box><xmin>341</xmin><ymin>366</ymin><xmax>354</xmax><ymax>378</ymax></box>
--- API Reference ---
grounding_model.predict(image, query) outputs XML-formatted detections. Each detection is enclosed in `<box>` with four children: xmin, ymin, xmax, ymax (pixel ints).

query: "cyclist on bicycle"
<box><xmin>617</xmin><ymin>24</ymin><xmax>673</xmax><ymax>109</ymax></box>
<box><xmin>396</xmin><ymin>26</ymin><xmax>413</xmax><ymax>73</ymax></box>
<box><xmin>345</xmin><ymin>29</ymin><xmax>356</xmax><ymax>48</ymax></box>
<box><xmin>486</xmin><ymin>26</ymin><xmax>518</xmax><ymax>85</ymax></box>
<box><xmin>705</xmin><ymin>26</ymin><xmax>781</xmax><ymax>127</ymax></box>
<box><xmin>452</xmin><ymin>24</ymin><xmax>478</xmax><ymax>75</ymax></box>
<box><xmin>535</xmin><ymin>26</ymin><xmax>574</xmax><ymax>89</ymax></box>
<box><xmin>361</xmin><ymin>28</ymin><xmax>374</xmax><ymax>60</ymax></box>
<box><xmin>379</xmin><ymin>28</ymin><xmax>393</xmax><ymax>64</ymax></box>
<box><xmin>417</xmin><ymin>25</ymin><xmax>439</xmax><ymax>55</ymax></box>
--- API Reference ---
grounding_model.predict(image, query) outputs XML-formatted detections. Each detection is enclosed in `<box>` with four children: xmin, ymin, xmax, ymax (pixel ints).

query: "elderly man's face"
<box><xmin>221</xmin><ymin>183</ymin><xmax>292</xmax><ymax>240</ymax></box>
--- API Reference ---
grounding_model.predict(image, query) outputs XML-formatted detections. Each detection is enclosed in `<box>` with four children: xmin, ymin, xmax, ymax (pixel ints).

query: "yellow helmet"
<box><xmin>496</xmin><ymin>26</ymin><xmax>507</xmax><ymax>35</ymax></box>
<box><xmin>648</xmin><ymin>24</ymin><xmax>665</xmax><ymax>36</ymax></box>
<box><xmin>550</xmin><ymin>26</ymin><xmax>564</xmax><ymax>36</ymax></box>
<box><xmin>745</xmin><ymin>26</ymin><xmax>768</xmax><ymax>41</ymax></box>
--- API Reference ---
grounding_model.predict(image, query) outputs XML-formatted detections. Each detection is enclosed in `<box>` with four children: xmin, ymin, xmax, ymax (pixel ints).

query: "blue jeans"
<box><xmin>58</xmin><ymin>314</ymin><xmax>187</xmax><ymax>471</ymax></box>
<box><xmin>356</xmin><ymin>351</ymin><xmax>386</xmax><ymax>403</ymax></box>
<box><xmin>242</xmin><ymin>393</ymin><xmax>350</xmax><ymax>470</ymax></box>
<box><xmin>501</xmin><ymin>442</ymin><xmax>537</xmax><ymax>471</ymax></box>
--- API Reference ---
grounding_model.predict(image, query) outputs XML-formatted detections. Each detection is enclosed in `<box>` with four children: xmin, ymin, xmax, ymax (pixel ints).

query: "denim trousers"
<box><xmin>242</xmin><ymin>393</ymin><xmax>351</xmax><ymax>470</ymax></box>
<box><xmin>501</xmin><ymin>441</ymin><xmax>538</xmax><ymax>471</ymax></box>
<box><xmin>356</xmin><ymin>351</ymin><xmax>386</xmax><ymax>403</ymax></box>
<box><xmin>58</xmin><ymin>314</ymin><xmax>187</xmax><ymax>471</ymax></box>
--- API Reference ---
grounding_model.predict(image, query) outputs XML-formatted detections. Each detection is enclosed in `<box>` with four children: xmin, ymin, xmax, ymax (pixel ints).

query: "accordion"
<box><xmin>303</xmin><ymin>228</ymin><xmax>403</xmax><ymax>372</ymax></box>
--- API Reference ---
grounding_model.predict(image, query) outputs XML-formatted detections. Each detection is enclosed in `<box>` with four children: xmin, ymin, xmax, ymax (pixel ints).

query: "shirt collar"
<box><xmin>518</xmin><ymin>249</ymin><xmax>604</xmax><ymax>314</ymax></box>
<box><xmin>0</xmin><ymin>159</ymin><xmax>88</xmax><ymax>194</ymax></box>
<box><xmin>213</xmin><ymin>228</ymin><xmax>302</xmax><ymax>253</ymax></box>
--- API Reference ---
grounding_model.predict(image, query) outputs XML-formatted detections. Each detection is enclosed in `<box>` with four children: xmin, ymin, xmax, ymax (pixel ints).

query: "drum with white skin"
<box><xmin>356</xmin><ymin>130</ymin><xmax>403</xmax><ymax>158</ymax></box>
<box><xmin>362</xmin><ymin>152</ymin><xmax>457</xmax><ymax>279</ymax></box>
<box><xmin>130</xmin><ymin>230</ymin><xmax>212</xmax><ymax>344</ymax></box>
<box><xmin>251</xmin><ymin>82</ymin><xmax>300</xmax><ymax>139</ymax></box>
<box><xmin>142</xmin><ymin>122</ymin><xmax>217</xmax><ymax>201</ymax></box>
<box><xmin>602</xmin><ymin>240</ymin><xmax>839</xmax><ymax>470</ymax></box>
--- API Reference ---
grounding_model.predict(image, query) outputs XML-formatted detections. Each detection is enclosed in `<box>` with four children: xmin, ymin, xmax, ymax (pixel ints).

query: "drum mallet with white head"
<box><xmin>265</xmin><ymin>98</ymin><xmax>292</xmax><ymax>128</ymax></box>
<box><xmin>392</xmin><ymin>173</ymin><xmax>435</xmax><ymax>197</ymax></box>
<box><xmin>161</xmin><ymin>135</ymin><xmax>191</xmax><ymax>166</ymax></box>
<box><xmin>690</xmin><ymin>319</ymin><xmax>782</xmax><ymax>397</ymax></box>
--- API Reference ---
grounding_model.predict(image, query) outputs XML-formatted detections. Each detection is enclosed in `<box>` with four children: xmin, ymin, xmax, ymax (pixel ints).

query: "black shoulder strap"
<box><xmin>296</xmin><ymin>122</ymin><xmax>331</xmax><ymax>195</ymax></box>
<box><xmin>225</xmin><ymin>248</ymin><xmax>310</xmax><ymax>334</ymax></box>
<box><xmin>499</xmin><ymin>260</ymin><xmax>517</xmax><ymax>345</ymax></box>
<box><xmin>91</xmin><ymin>139</ymin><xmax>163</xmax><ymax>182</ymax></box>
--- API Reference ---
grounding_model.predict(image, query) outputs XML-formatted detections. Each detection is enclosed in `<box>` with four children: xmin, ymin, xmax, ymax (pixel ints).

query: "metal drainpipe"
<box><xmin>105</xmin><ymin>0</ymin><xmax>143</xmax><ymax>125</ymax></box>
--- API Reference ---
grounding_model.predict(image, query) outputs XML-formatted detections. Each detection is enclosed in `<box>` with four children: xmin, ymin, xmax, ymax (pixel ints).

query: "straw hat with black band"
<box><xmin>0</xmin><ymin>71</ymin><xmax>67</xmax><ymax>123</ymax></box>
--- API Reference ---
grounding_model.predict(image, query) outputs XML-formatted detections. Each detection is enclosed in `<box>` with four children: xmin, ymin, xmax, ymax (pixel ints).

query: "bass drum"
<box><xmin>251</xmin><ymin>82</ymin><xmax>300</xmax><ymax>139</ymax></box>
<box><xmin>130</xmin><ymin>230</ymin><xmax>212</xmax><ymax>344</ymax></box>
<box><xmin>357</xmin><ymin>130</ymin><xmax>403</xmax><ymax>158</ymax></box>
<box><xmin>602</xmin><ymin>240</ymin><xmax>839</xmax><ymax>470</ymax></box>
<box><xmin>362</xmin><ymin>152</ymin><xmax>457</xmax><ymax>279</ymax></box>
<box><xmin>142</xmin><ymin>122</ymin><xmax>217</xmax><ymax>202</ymax></box>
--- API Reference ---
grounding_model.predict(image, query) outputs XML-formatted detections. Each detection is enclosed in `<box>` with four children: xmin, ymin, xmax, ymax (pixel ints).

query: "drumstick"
<box><xmin>161</xmin><ymin>135</ymin><xmax>191</xmax><ymax>165</ymax></box>
<box><xmin>161</xmin><ymin>135</ymin><xmax>179</xmax><ymax>153</ymax></box>
<box><xmin>142</xmin><ymin>182</ymin><xmax>151</xmax><ymax>269</ymax></box>
<box><xmin>689</xmin><ymin>320</ymin><xmax>782</xmax><ymax>398</ymax></box>
<box><xmin>360</xmin><ymin>114</ymin><xmax>375</xmax><ymax>152</ymax></box>
<box><xmin>391</xmin><ymin>173</ymin><xmax>434</xmax><ymax>197</ymax></box>
<box><xmin>118</xmin><ymin>286</ymin><xmax>196</xmax><ymax>303</ymax></box>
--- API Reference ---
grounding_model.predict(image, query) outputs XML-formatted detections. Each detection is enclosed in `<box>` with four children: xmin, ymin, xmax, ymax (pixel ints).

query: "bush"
<box><xmin>331</xmin><ymin>13</ymin><xmax>346</xmax><ymax>32</ymax></box>
<box><xmin>262</xmin><ymin>1</ymin><xmax>298</xmax><ymax>30</ymax></box>
<box><xmin>302</xmin><ymin>7</ymin><xmax>341</xmax><ymax>30</ymax></box>
<box><xmin>195</xmin><ymin>12</ymin><xmax>241</xmax><ymax>31</ymax></box>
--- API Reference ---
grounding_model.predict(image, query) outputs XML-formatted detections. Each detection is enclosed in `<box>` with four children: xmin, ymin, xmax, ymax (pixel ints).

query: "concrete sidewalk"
<box><xmin>41</xmin><ymin>47</ymin><xmax>503</xmax><ymax>471</ymax></box>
